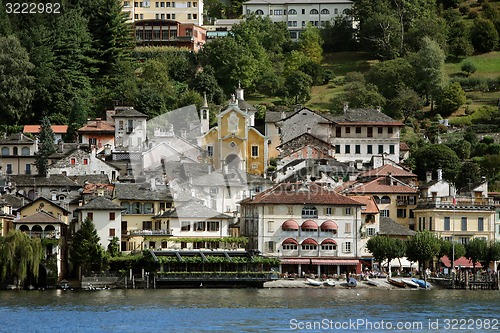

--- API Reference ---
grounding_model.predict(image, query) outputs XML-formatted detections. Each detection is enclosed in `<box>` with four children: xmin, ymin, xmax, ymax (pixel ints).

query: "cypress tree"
<box><xmin>34</xmin><ymin>116</ymin><xmax>56</xmax><ymax>176</ymax></box>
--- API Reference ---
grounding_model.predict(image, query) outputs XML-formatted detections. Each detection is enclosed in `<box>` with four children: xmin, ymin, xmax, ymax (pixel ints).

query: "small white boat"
<box><xmin>323</xmin><ymin>279</ymin><xmax>336</xmax><ymax>287</ymax></box>
<box><xmin>305</xmin><ymin>278</ymin><xmax>323</xmax><ymax>286</ymax></box>
<box><xmin>402</xmin><ymin>278</ymin><xmax>419</xmax><ymax>288</ymax></box>
<box><xmin>365</xmin><ymin>278</ymin><xmax>380</xmax><ymax>287</ymax></box>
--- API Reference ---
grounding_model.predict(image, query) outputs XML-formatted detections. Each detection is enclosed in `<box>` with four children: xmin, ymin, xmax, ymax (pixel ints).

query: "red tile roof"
<box><xmin>348</xmin><ymin>196</ymin><xmax>379</xmax><ymax>214</ymax></box>
<box><xmin>358</xmin><ymin>164</ymin><xmax>416</xmax><ymax>179</ymax></box>
<box><xmin>15</xmin><ymin>211</ymin><xmax>63</xmax><ymax>224</ymax></box>
<box><xmin>242</xmin><ymin>182</ymin><xmax>364</xmax><ymax>206</ymax></box>
<box><xmin>400</xmin><ymin>142</ymin><xmax>410</xmax><ymax>151</ymax></box>
<box><xmin>347</xmin><ymin>177</ymin><xmax>418</xmax><ymax>194</ymax></box>
<box><xmin>23</xmin><ymin>125</ymin><xmax>68</xmax><ymax>134</ymax></box>
<box><xmin>78</xmin><ymin>120</ymin><xmax>115</xmax><ymax>132</ymax></box>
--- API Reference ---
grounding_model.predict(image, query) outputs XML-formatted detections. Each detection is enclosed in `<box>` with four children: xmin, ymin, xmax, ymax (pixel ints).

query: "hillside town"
<box><xmin>1</xmin><ymin>0</ymin><xmax>500</xmax><ymax>290</ymax></box>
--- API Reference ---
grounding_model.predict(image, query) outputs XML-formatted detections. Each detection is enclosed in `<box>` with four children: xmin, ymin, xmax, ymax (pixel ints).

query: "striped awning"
<box><xmin>280</xmin><ymin>258</ymin><xmax>312</xmax><ymax>265</ymax></box>
<box><xmin>312</xmin><ymin>259</ymin><xmax>359</xmax><ymax>266</ymax></box>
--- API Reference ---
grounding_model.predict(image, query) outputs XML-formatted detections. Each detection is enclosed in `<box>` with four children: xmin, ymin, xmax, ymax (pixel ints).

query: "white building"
<box><xmin>242</xmin><ymin>0</ymin><xmax>353</xmax><ymax>39</ymax></box>
<box><xmin>121</xmin><ymin>0</ymin><xmax>204</xmax><ymax>26</ymax></box>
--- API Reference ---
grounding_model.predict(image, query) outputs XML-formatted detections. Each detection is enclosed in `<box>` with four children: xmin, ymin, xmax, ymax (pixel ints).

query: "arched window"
<box><xmin>255</xmin><ymin>9</ymin><xmax>264</xmax><ymax>15</ymax></box>
<box><xmin>22</xmin><ymin>147</ymin><xmax>30</xmax><ymax>155</ymax></box>
<box><xmin>121</xmin><ymin>202</ymin><xmax>131</xmax><ymax>214</ymax></box>
<box><xmin>13</xmin><ymin>147</ymin><xmax>18</xmax><ymax>155</ymax></box>
<box><xmin>381</xmin><ymin>196</ymin><xmax>391</xmax><ymax>204</ymax></box>
<box><xmin>132</xmin><ymin>202</ymin><xmax>143</xmax><ymax>214</ymax></box>
<box><xmin>320</xmin><ymin>8</ymin><xmax>329</xmax><ymax>14</ymax></box>
<box><xmin>310</xmin><ymin>9</ymin><xmax>318</xmax><ymax>14</ymax></box>
<box><xmin>282</xmin><ymin>238</ymin><xmax>298</xmax><ymax>250</ymax></box>
<box><xmin>144</xmin><ymin>202</ymin><xmax>154</xmax><ymax>214</ymax></box>
<box><xmin>373</xmin><ymin>196</ymin><xmax>381</xmax><ymax>204</ymax></box>
<box><xmin>301</xmin><ymin>206</ymin><xmax>318</xmax><ymax>218</ymax></box>
<box><xmin>1</xmin><ymin>147</ymin><xmax>9</xmax><ymax>156</ymax></box>
<box><xmin>301</xmin><ymin>238</ymin><xmax>318</xmax><ymax>250</ymax></box>
<box><xmin>288</xmin><ymin>9</ymin><xmax>297</xmax><ymax>14</ymax></box>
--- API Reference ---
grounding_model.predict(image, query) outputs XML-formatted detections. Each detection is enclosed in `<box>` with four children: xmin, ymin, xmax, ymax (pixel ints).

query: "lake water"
<box><xmin>1</xmin><ymin>288</ymin><xmax>499</xmax><ymax>332</ymax></box>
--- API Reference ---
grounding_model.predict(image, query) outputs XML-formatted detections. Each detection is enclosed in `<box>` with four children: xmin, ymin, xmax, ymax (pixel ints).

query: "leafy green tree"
<box><xmin>411</xmin><ymin>144</ymin><xmax>461</xmax><ymax>184</ymax></box>
<box><xmin>439</xmin><ymin>239</ymin><xmax>466</xmax><ymax>262</ymax></box>
<box><xmin>446</xmin><ymin>18</ymin><xmax>474</xmax><ymax>58</ymax></box>
<box><xmin>461</xmin><ymin>61</ymin><xmax>477</xmax><ymax>77</ymax></box>
<box><xmin>107</xmin><ymin>237</ymin><xmax>121</xmax><ymax>257</ymax></box>
<box><xmin>465</xmin><ymin>238</ymin><xmax>488</xmax><ymax>273</ymax></box>
<box><xmin>0</xmin><ymin>35</ymin><xmax>34</xmax><ymax>125</ymax></box>
<box><xmin>435</xmin><ymin>82</ymin><xmax>466</xmax><ymax>117</ymax></box>
<box><xmin>366</xmin><ymin>58</ymin><xmax>414</xmax><ymax>101</ymax></box>
<box><xmin>321</xmin><ymin>15</ymin><xmax>357</xmax><ymax>52</ymax></box>
<box><xmin>34</xmin><ymin>116</ymin><xmax>56</xmax><ymax>177</ymax></box>
<box><xmin>479</xmin><ymin>155</ymin><xmax>500</xmax><ymax>179</ymax></box>
<box><xmin>471</xmin><ymin>18</ymin><xmax>499</xmax><ymax>53</ymax></box>
<box><xmin>406</xmin><ymin>230</ymin><xmax>441</xmax><ymax>272</ymax></box>
<box><xmin>191</xmin><ymin>66</ymin><xmax>225</xmax><ymax>104</ymax></box>
<box><xmin>486</xmin><ymin>242</ymin><xmax>500</xmax><ymax>268</ymax></box>
<box><xmin>405</xmin><ymin>16</ymin><xmax>448</xmax><ymax>54</ymax></box>
<box><xmin>70</xmin><ymin>217</ymin><xmax>104</xmax><ymax>276</ymax></box>
<box><xmin>0</xmin><ymin>230</ymin><xmax>43</xmax><ymax>287</ymax></box>
<box><xmin>389</xmin><ymin>88</ymin><xmax>421</xmax><ymax>122</ymax></box>
<box><xmin>410</xmin><ymin>37</ymin><xmax>447</xmax><ymax>109</ymax></box>
<box><xmin>296</xmin><ymin>24</ymin><xmax>323</xmax><ymax>64</ymax></box>
<box><xmin>367</xmin><ymin>236</ymin><xmax>406</xmax><ymax>274</ymax></box>
<box><xmin>330</xmin><ymin>72</ymin><xmax>386</xmax><ymax>113</ymax></box>
<box><xmin>446</xmin><ymin>139</ymin><xmax>471</xmax><ymax>160</ymax></box>
<box><xmin>455</xmin><ymin>161</ymin><xmax>482</xmax><ymax>192</ymax></box>
<box><xmin>282</xmin><ymin>71</ymin><xmax>312</xmax><ymax>104</ymax></box>
<box><xmin>463</xmin><ymin>128</ymin><xmax>479</xmax><ymax>146</ymax></box>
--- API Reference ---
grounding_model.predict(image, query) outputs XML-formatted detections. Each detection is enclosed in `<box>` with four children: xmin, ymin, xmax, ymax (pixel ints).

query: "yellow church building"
<box><xmin>198</xmin><ymin>88</ymin><xmax>267</xmax><ymax>176</ymax></box>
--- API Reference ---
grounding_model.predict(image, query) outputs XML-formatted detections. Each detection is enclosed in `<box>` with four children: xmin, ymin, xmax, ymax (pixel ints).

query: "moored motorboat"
<box><xmin>324</xmin><ymin>279</ymin><xmax>336</xmax><ymax>287</ymax></box>
<box><xmin>387</xmin><ymin>277</ymin><xmax>406</xmax><ymax>288</ymax></box>
<box><xmin>305</xmin><ymin>278</ymin><xmax>323</xmax><ymax>286</ymax></box>
<box><xmin>402</xmin><ymin>278</ymin><xmax>419</xmax><ymax>288</ymax></box>
<box><xmin>365</xmin><ymin>278</ymin><xmax>380</xmax><ymax>287</ymax></box>
<box><xmin>411</xmin><ymin>278</ymin><xmax>431</xmax><ymax>289</ymax></box>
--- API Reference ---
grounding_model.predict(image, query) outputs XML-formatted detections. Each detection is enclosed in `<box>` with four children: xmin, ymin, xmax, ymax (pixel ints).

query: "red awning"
<box><xmin>280</xmin><ymin>258</ymin><xmax>312</xmax><ymax>265</ymax></box>
<box><xmin>301</xmin><ymin>220</ymin><xmax>318</xmax><ymax>230</ymax></box>
<box><xmin>440</xmin><ymin>255</ymin><xmax>482</xmax><ymax>268</ymax></box>
<box><xmin>282</xmin><ymin>219</ymin><xmax>299</xmax><ymax>231</ymax></box>
<box><xmin>312</xmin><ymin>259</ymin><xmax>359</xmax><ymax>266</ymax></box>
<box><xmin>282</xmin><ymin>238</ymin><xmax>298</xmax><ymax>245</ymax></box>
<box><xmin>321</xmin><ymin>220</ymin><xmax>338</xmax><ymax>231</ymax></box>
<box><xmin>301</xmin><ymin>238</ymin><xmax>318</xmax><ymax>245</ymax></box>
<box><xmin>321</xmin><ymin>238</ymin><xmax>337</xmax><ymax>245</ymax></box>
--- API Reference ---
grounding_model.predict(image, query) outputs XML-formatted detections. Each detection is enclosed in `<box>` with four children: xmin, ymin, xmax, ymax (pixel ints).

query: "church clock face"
<box><xmin>228</xmin><ymin>112</ymin><xmax>239</xmax><ymax>134</ymax></box>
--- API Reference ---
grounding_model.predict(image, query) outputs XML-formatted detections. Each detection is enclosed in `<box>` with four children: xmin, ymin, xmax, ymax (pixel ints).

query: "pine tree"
<box><xmin>34</xmin><ymin>116</ymin><xmax>56</xmax><ymax>176</ymax></box>
<box><xmin>70</xmin><ymin>218</ymin><xmax>104</xmax><ymax>275</ymax></box>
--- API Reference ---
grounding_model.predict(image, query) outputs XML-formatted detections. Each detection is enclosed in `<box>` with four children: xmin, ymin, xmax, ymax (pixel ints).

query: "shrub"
<box><xmin>461</xmin><ymin>61</ymin><xmax>477</xmax><ymax>77</ymax></box>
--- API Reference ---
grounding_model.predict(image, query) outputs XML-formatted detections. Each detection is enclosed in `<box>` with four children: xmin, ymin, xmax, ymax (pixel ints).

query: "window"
<box><xmin>355</xmin><ymin>145</ymin><xmax>360</xmax><ymax>154</ymax></box>
<box><xmin>283</xmin><ymin>244</ymin><xmax>297</xmax><ymax>250</ymax></box>
<box><xmin>356</xmin><ymin>127</ymin><xmax>362</xmax><ymax>134</ymax></box>
<box><xmin>181</xmin><ymin>221</ymin><xmax>191</xmax><ymax>231</ymax></box>
<box><xmin>134</xmin><ymin>14</ymin><xmax>138</xmax><ymax>19</ymax></box>
<box><xmin>429</xmin><ymin>216</ymin><xmax>433</xmax><ymax>230</ymax></box>
<box><xmin>336</xmin><ymin>127</ymin><xmax>341</xmax><ymax>137</ymax></box>
<box><xmin>188</xmin><ymin>13</ymin><xmax>192</xmax><ymax>19</ymax></box>
<box><xmin>345</xmin><ymin>222</ymin><xmax>351</xmax><ymax>233</ymax></box>
<box><xmin>367</xmin><ymin>228</ymin><xmax>376</xmax><ymax>236</ymax></box>
<box><xmin>388</xmin><ymin>127</ymin><xmax>394</xmax><ymax>134</ymax></box>
<box><xmin>139</xmin><ymin>13</ymin><xmax>143</xmax><ymax>19</ymax></box>
<box><xmin>397</xmin><ymin>209</ymin><xmax>406</xmax><ymax>218</ymax></box>
<box><xmin>288</xmin><ymin>9</ymin><xmax>297</xmax><ymax>14</ymax></box>
<box><xmin>171</xmin><ymin>14</ymin><xmax>175</xmax><ymax>19</ymax></box>
<box><xmin>290</xmin><ymin>31</ymin><xmax>297</xmax><ymax>39</ymax></box>
<box><xmin>302</xmin><ymin>244</ymin><xmax>317</xmax><ymax>250</ymax></box>
<box><xmin>87</xmin><ymin>212</ymin><xmax>93</xmax><ymax>220</ymax></box>
<box><xmin>460</xmin><ymin>236</ymin><xmax>470</xmax><ymax>245</ymax></box>
<box><xmin>322</xmin><ymin>244</ymin><xmax>336</xmax><ymax>251</ymax></box>
<box><xmin>367</xmin><ymin>127</ymin><xmax>373</xmax><ymax>137</ymax></box>
<box><xmin>268</xmin><ymin>206</ymin><xmax>274</xmax><ymax>214</ymax></box>
<box><xmin>389</xmin><ymin>145</ymin><xmax>395</xmax><ymax>154</ymax></box>
<box><xmin>310</xmin><ymin>9</ymin><xmax>318</xmax><ymax>14</ymax></box>
<box><xmin>83</xmin><ymin>158</ymin><xmax>89</xmax><ymax>165</ymax></box>
<box><xmin>22</xmin><ymin>147</ymin><xmax>30</xmax><ymax>155</ymax></box>
<box><xmin>345</xmin><ymin>208</ymin><xmax>351</xmax><ymax>215</ymax></box>
<box><xmin>335</xmin><ymin>144</ymin><xmax>340</xmax><ymax>153</ymax></box>
<box><xmin>251</xmin><ymin>145</ymin><xmax>259</xmax><ymax>157</ymax></box>
<box><xmin>345</xmin><ymin>145</ymin><xmax>350</xmax><ymax>154</ymax></box>
<box><xmin>142</xmin><ymin>221</ymin><xmax>152</xmax><ymax>230</ymax></box>
<box><xmin>380</xmin><ymin>210</ymin><xmax>390</xmax><ymax>217</ymax></box>
<box><xmin>109</xmin><ymin>212</ymin><xmax>116</xmax><ymax>220</ymax></box>
<box><xmin>478</xmin><ymin>217</ymin><xmax>484</xmax><ymax>231</ymax></box>
<box><xmin>187</xmin><ymin>1</ymin><xmax>191</xmax><ymax>6</ymax></box>
<box><xmin>367</xmin><ymin>145</ymin><xmax>373</xmax><ymax>154</ymax></box>
<box><xmin>346</xmin><ymin>127</ymin><xmax>351</xmax><ymax>134</ymax></box>
<box><xmin>109</xmin><ymin>228</ymin><xmax>115</xmax><ymax>237</ymax></box>
<box><xmin>334</xmin><ymin>8</ymin><xmax>338</xmax><ymax>14</ymax></box>
<box><xmin>196</xmin><ymin>221</ymin><xmax>206</xmax><ymax>231</ymax></box>
<box><xmin>207</xmin><ymin>145</ymin><xmax>214</xmax><ymax>157</ymax></box>
<box><xmin>288</xmin><ymin>206</ymin><xmax>294</xmax><ymax>215</ymax></box>
<box><xmin>378</xmin><ymin>145</ymin><xmax>384</xmax><ymax>154</ymax></box>
<box><xmin>373</xmin><ymin>196</ymin><xmax>380</xmax><ymax>204</ymax></box>
<box><xmin>207</xmin><ymin>221</ymin><xmax>219</xmax><ymax>231</ymax></box>
<box><xmin>25</xmin><ymin>164</ymin><xmax>31</xmax><ymax>175</ymax></box>
<box><xmin>444</xmin><ymin>217</ymin><xmax>450</xmax><ymax>231</ymax></box>
<box><xmin>325</xmin><ymin>207</ymin><xmax>333</xmax><ymax>215</ymax></box>
<box><xmin>135</xmin><ymin>1</ymin><xmax>138</xmax><ymax>6</ymax></box>
<box><xmin>266</xmin><ymin>241</ymin><xmax>276</xmax><ymax>252</ymax></box>
<box><xmin>381</xmin><ymin>196</ymin><xmax>391</xmax><ymax>204</ymax></box>
<box><xmin>171</xmin><ymin>1</ymin><xmax>175</xmax><ymax>7</ymax></box>
<box><xmin>274</xmin><ymin>9</ymin><xmax>283</xmax><ymax>15</ymax></box>
<box><xmin>378</xmin><ymin>127</ymin><xmax>383</xmax><ymax>134</ymax></box>
<box><xmin>255</xmin><ymin>9</ymin><xmax>264</xmax><ymax>15</ymax></box>
<box><xmin>193</xmin><ymin>1</ymin><xmax>197</xmax><ymax>6</ymax></box>
<box><xmin>302</xmin><ymin>206</ymin><xmax>318</xmax><ymax>218</ymax></box>
<box><xmin>156</xmin><ymin>13</ymin><xmax>159</xmax><ymax>19</ymax></box>
<box><xmin>124</xmin><ymin>1</ymin><xmax>131</xmax><ymax>6</ymax></box>
<box><xmin>321</xmin><ymin>8</ymin><xmax>329</xmax><ymax>14</ymax></box>
<box><xmin>160</xmin><ymin>1</ymin><xmax>165</xmax><ymax>6</ymax></box>
<box><xmin>193</xmin><ymin>14</ymin><xmax>197</xmax><ymax>19</ymax></box>
<box><xmin>343</xmin><ymin>242</ymin><xmax>352</xmax><ymax>253</ymax></box>
<box><xmin>461</xmin><ymin>217</ymin><xmax>467</xmax><ymax>231</ymax></box>
<box><xmin>302</xmin><ymin>9</ymin><xmax>305</xmax><ymax>14</ymax></box>
<box><xmin>268</xmin><ymin>221</ymin><xmax>274</xmax><ymax>233</ymax></box>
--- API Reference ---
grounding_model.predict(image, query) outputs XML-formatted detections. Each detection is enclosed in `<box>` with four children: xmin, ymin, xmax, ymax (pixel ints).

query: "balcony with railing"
<box><xmin>129</xmin><ymin>229</ymin><xmax>173</xmax><ymax>236</ymax></box>
<box><xmin>417</xmin><ymin>197</ymin><xmax>495</xmax><ymax>210</ymax></box>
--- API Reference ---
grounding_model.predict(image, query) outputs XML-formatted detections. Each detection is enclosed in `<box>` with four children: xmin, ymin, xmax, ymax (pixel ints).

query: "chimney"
<box><xmin>426</xmin><ymin>171</ymin><xmax>432</xmax><ymax>183</ymax></box>
<box><xmin>307</xmin><ymin>127</ymin><xmax>311</xmax><ymax>134</ymax></box>
<box><xmin>376</xmin><ymin>106</ymin><xmax>382</xmax><ymax>113</ymax></box>
<box><xmin>281</xmin><ymin>111</ymin><xmax>286</xmax><ymax>119</ymax></box>
<box><xmin>46</xmin><ymin>170</ymin><xmax>50</xmax><ymax>179</ymax></box>
<box><xmin>236</xmin><ymin>83</ymin><xmax>244</xmax><ymax>100</ymax></box>
<box><xmin>343</xmin><ymin>102</ymin><xmax>349</xmax><ymax>114</ymax></box>
<box><xmin>437</xmin><ymin>169</ymin><xmax>443</xmax><ymax>181</ymax></box>
<box><xmin>106</xmin><ymin>110</ymin><xmax>115</xmax><ymax>123</ymax></box>
<box><xmin>150</xmin><ymin>178</ymin><xmax>156</xmax><ymax>191</ymax></box>
<box><xmin>96</xmin><ymin>118</ymin><xmax>102</xmax><ymax>128</ymax></box>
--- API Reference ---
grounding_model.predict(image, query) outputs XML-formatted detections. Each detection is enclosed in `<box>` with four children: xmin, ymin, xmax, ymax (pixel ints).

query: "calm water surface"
<box><xmin>1</xmin><ymin>288</ymin><xmax>499</xmax><ymax>332</ymax></box>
